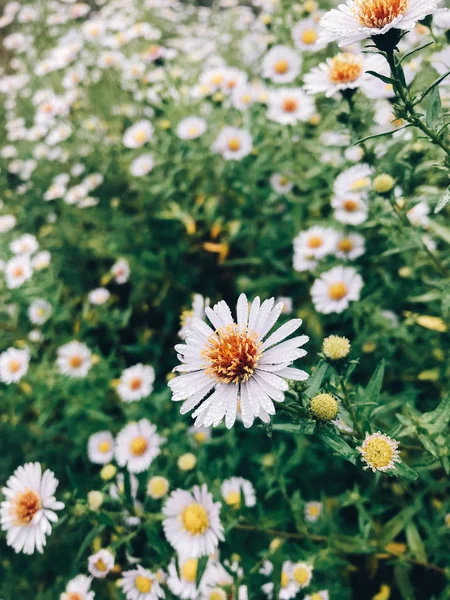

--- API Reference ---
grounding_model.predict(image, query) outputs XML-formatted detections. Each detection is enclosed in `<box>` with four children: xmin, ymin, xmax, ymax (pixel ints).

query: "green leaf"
<box><xmin>427</xmin><ymin>220</ymin><xmax>450</xmax><ymax>244</ymax></box>
<box><xmin>354</xmin><ymin>125</ymin><xmax>412</xmax><ymax>146</ymax></box>
<box><xmin>272</xmin><ymin>421</ymin><xmax>316</xmax><ymax>434</ymax></box>
<box><xmin>304</xmin><ymin>361</ymin><xmax>328</xmax><ymax>399</ymax></box>
<box><xmin>319</xmin><ymin>427</ymin><xmax>359</xmax><ymax>466</ymax></box>
<box><xmin>425</xmin><ymin>86</ymin><xmax>443</xmax><ymax>131</ymax></box>
<box><xmin>415</xmin><ymin>69</ymin><xmax>450</xmax><ymax>105</ymax></box>
<box><xmin>76</xmin><ymin>525</ymin><xmax>105</xmax><ymax>563</ymax></box>
<box><xmin>434</xmin><ymin>187</ymin><xmax>450</xmax><ymax>214</ymax></box>
<box><xmin>394</xmin><ymin>462</ymin><xmax>418</xmax><ymax>482</ymax></box>
<box><xmin>394</xmin><ymin>563</ymin><xmax>416</xmax><ymax>600</ymax></box>
<box><xmin>405</xmin><ymin>522</ymin><xmax>427</xmax><ymax>563</ymax></box>
<box><xmin>379</xmin><ymin>504</ymin><xmax>420</xmax><ymax>546</ymax></box>
<box><xmin>366</xmin><ymin>70</ymin><xmax>395</xmax><ymax>84</ymax></box>
<box><xmin>196</xmin><ymin>555</ymin><xmax>209</xmax><ymax>588</ymax></box>
<box><xmin>365</xmin><ymin>360</ymin><xmax>385</xmax><ymax>405</ymax></box>
<box><xmin>400</xmin><ymin>41</ymin><xmax>434</xmax><ymax>63</ymax></box>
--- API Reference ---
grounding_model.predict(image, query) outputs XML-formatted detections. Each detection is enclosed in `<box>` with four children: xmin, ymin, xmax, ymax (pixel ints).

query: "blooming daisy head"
<box><xmin>60</xmin><ymin>575</ymin><xmax>94</xmax><ymax>600</ymax></box>
<box><xmin>211</xmin><ymin>127</ymin><xmax>253</xmax><ymax>161</ymax></box>
<box><xmin>293</xmin><ymin>226</ymin><xmax>338</xmax><ymax>261</ymax></box>
<box><xmin>111</xmin><ymin>258</ymin><xmax>130</xmax><ymax>284</ymax></box>
<box><xmin>10</xmin><ymin>233</ymin><xmax>39</xmax><ymax>255</ymax></box>
<box><xmin>88</xmin><ymin>430</ymin><xmax>115</xmax><ymax>464</ymax></box>
<box><xmin>331</xmin><ymin>194</ymin><xmax>369</xmax><ymax>225</ymax></box>
<box><xmin>334</xmin><ymin>232</ymin><xmax>366</xmax><ymax>260</ymax></box>
<box><xmin>262</xmin><ymin>45</ymin><xmax>301</xmax><ymax>83</ymax></box>
<box><xmin>305</xmin><ymin>501</ymin><xmax>323</xmax><ymax>522</ymax></box>
<box><xmin>311</xmin><ymin>266</ymin><xmax>363</xmax><ymax>314</ymax></box>
<box><xmin>334</xmin><ymin>164</ymin><xmax>373</xmax><ymax>198</ymax></box>
<box><xmin>292</xmin><ymin>17</ymin><xmax>325</xmax><ymax>51</ymax></box>
<box><xmin>147</xmin><ymin>476</ymin><xmax>170</xmax><ymax>499</ymax></box>
<box><xmin>177</xmin><ymin>116</ymin><xmax>207</xmax><ymax>140</ymax></box>
<box><xmin>88</xmin><ymin>287</ymin><xmax>110</xmax><ymax>305</ymax></box>
<box><xmin>5</xmin><ymin>255</ymin><xmax>33</xmax><ymax>288</ymax></box>
<box><xmin>169</xmin><ymin>294</ymin><xmax>309</xmax><ymax>429</ymax></box>
<box><xmin>115</xmin><ymin>418</ymin><xmax>165</xmax><ymax>473</ymax></box>
<box><xmin>270</xmin><ymin>173</ymin><xmax>293</xmax><ymax>194</ymax></box>
<box><xmin>56</xmin><ymin>341</ymin><xmax>92</xmax><ymax>378</ymax></box>
<box><xmin>130</xmin><ymin>153</ymin><xmax>155</xmax><ymax>176</ymax></box>
<box><xmin>292</xmin><ymin>562</ymin><xmax>313</xmax><ymax>589</ymax></box>
<box><xmin>123</xmin><ymin>120</ymin><xmax>154</xmax><ymax>148</ymax></box>
<box><xmin>28</xmin><ymin>298</ymin><xmax>52</xmax><ymax>325</ymax></box>
<box><xmin>221</xmin><ymin>477</ymin><xmax>256</xmax><ymax>509</ymax></box>
<box><xmin>358</xmin><ymin>431</ymin><xmax>401</xmax><ymax>472</ymax></box>
<box><xmin>119</xmin><ymin>565</ymin><xmax>165</xmax><ymax>600</ymax></box>
<box><xmin>318</xmin><ymin>0</ymin><xmax>440</xmax><ymax>47</ymax></box>
<box><xmin>267</xmin><ymin>88</ymin><xmax>315</xmax><ymax>125</ymax></box>
<box><xmin>1</xmin><ymin>462</ymin><xmax>64</xmax><ymax>554</ymax></box>
<box><xmin>0</xmin><ymin>347</ymin><xmax>30</xmax><ymax>383</ymax></box>
<box><xmin>162</xmin><ymin>484</ymin><xmax>224</xmax><ymax>558</ymax></box>
<box><xmin>117</xmin><ymin>363</ymin><xmax>155</xmax><ymax>403</ymax></box>
<box><xmin>88</xmin><ymin>548</ymin><xmax>115</xmax><ymax>578</ymax></box>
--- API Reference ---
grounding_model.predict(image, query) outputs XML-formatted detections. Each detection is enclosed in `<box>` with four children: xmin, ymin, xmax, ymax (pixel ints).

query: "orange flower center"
<box><xmin>13</xmin><ymin>266</ymin><xmax>24</xmax><ymax>277</ymax></box>
<box><xmin>282</xmin><ymin>97</ymin><xmax>298</xmax><ymax>112</ymax></box>
<box><xmin>129</xmin><ymin>377</ymin><xmax>142</xmax><ymax>391</ymax></box>
<box><xmin>307</xmin><ymin>235</ymin><xmax>323</xmax><ymax>249</ymax></box>
<box><xmin>328</xmin><ymin>282</ymin><xmax>348</xmax><ymax>300</ymax></box>
<box><xmin>70</xmin><ymin>355</ymin><xmax>83</xmax><ymax>368</ymax></box>
<box><xmin>329</xmin><ymin>53</ymin><xmax>363</xmax><ymax>84</ymax></box>
<box><xmin>67</xmin><ymin>594</ymin><xmax>82</xmax><ymax>600</ymax></box>
<box><xmin>14</xmin><ymin>489</ymin><xmax>41</xmax><ymax>525</ymax></box>
<box><xmin>338</xmin><ymin>238</ymin><xmax>354</xmax><ymax>252</ymax></box>
<box><xmin>8</xmin><ymin>359</ymin><xmax>21</xmax><ymax>373</ymax></box>
<box><xmin>354</xmin><ymin>0</ymin><xmax>408</xmax><ymax>28</ymax></box>
<box><xmin>202</xmin><ymin>324</ymin><xmax>261</xmax><ymax>384</ymax></box>
<box><xmin>301</xmin><ymin>29</ymin><xmax>318</xmax><ymax>44</ymax></box>
<box><xmin>227</xmin><ymin>138</ymin><xmax>241</xmax><ymax>151</ymax></box>
<box><xmin>274</xmin><ymin>59</ymin><xmax>289</xmax><ymax>74</ymax></box>
<box><xmin>343</xmin><ymin>199</ymin><xmax>359</xmax><ymax>212</ymax></box>
<box><xmin>130</xmin><ymin>436</ymin><xmax>148</xmax><ymax>456</ymax></box>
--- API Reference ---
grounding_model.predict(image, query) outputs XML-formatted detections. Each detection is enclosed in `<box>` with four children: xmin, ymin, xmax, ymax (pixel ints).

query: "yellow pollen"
<box><xmin>182</xmin><ymin>502</ymin><xmax>209</xmax><ymax>535</ymax></box>
<box><xmin>350</xmin><ymin>177</ymin><xmax>370</xmax><ymax>191</ymax></box>
<box><xmin>279</xmin><ymin>176</ymin><xmax>289</xmax><ymax>186</ymax></box>
<box><xmin>225</xmin><ymin>490</ymin><xmax>241</xmax><ymax>508</ymax></box>
<box><xmin>14</xmin><ymin>489</ymin><xmax>41</xmax><ymax>525</ymax></box>
<box><xmin>8</xmin><ymin>359</ymin><xmax>21</xmax><ymax>373</ymax></box>
<box><xmin>187</xmin><ymin>126</ymin><xmax>199</xmax><ymax>137</ymax></box>
<box><xmin>281</xmin><ymin>571</ymin><xmax>290</xmax><ymax>588</ymax></box>
<box><xmin>130</xmin><ymin>436</ymin><xmax>148</xmax><ymax>456</ymax></box>
<box><xmin>69</xmin><ymin>355</ymin><xmax>83</xmax><ymax>368</ymax></box>
<box><xmin>301</xmin><ymin>29</ymin><xmax>318</xmax><ymax>44</ymax></box>
<box><xmin>193</xmin><ymin>431</ymin><xmax>207</xmax><ymax>443</ymax></box>
<box><xmin>36</xmin><ymin>307</ymin><xmax>46</xmax><ymax>317</ymax></box>
<box><xmin>329</xmin><ymin>53</ymin><xmax>363</xmax><ymax>84</ymax></box>
<box><xmin>343</xmin><ymin>199</ymin><xmax>359</xmax><ymax>212</ymax></box>
<box><xmin>227</xmin><ymin>137</ymin><xmax>241</xmax><ymax>152</ymax></box>
<box><xmin>129</xmin><ymin>377</ymin><xmax>142</xmax><ymax>391</ymax></box>
<box><xmin>95</xmin><ymin>558</ymin><xmax>108</xmax><ymax>572</ymax></box>
<box><xmin>274</xmin><ymin>59</ymin><xmax>289</xmax><ymax>74</ymax></box>
<box><xmin>338</xmin><ymin>238</ymin><xmax>354</xmax><ymax>252</ymax></box>
<box><xmin>282</xmin><ymin>97</ymin><xmax>298</xmax><ymax>112</ymax></box>
<box><xmin>181</xmin><ymin>559</ymin><xmax>198</xmax><ymax>582</ymax></box>
<box><xmin>307</xmin><ymin>235</ymin><xmax>323</xmax><ymax>249</ymax></box>
<box><xmin>362</xmin><ymin>437</ymin><xmax>394</xmax><ymax>469</ymax></box>
<box><xmin>293</xmin><ymin>566</ymin><xmax>310</xmax><ymax>585</ymax></box>
<box><xmin>134</xmin><ymin>130</ymin><xmax>147</xmax><ymax>144</ymax></box>
<box><xmin>328</xmin><ymin>282</ymin><xmax>348</xmax><ymax>301</ymax></box>
<box><xmin>135</xmin><ymin>575</ymin><xmax>152</xmax><ymax>593</ymax></box>
<box><xmin>210</xmin><ymin>590</ymin><xmax>225</xmax><ymax>600</ymax></box>
<box><xmin>307</xmin><ymin>504</ymin><xmax>321</xmax><ymax>517</ymax></box>
<box><xmin>211</xmin><ymin>73</ymin><xmax>224</xmax><ymax>85</ymax></box>
<box><xmin>13</xmin><ymin>266</ymin><xmax>24</xmax><ymax>277</ymax></box>
<box><xmin>98</xmin><ymin>440</ymin><xmax>111</xmax><ymax>453</ymax></box>
<box><xmin>311</xmin><ymin>594</ymin><xmax>323</xmax><ymax>600</ymax></box>
<box><xmin>354</xmin><ymin>0</ymin><xmax>408</xmax><ymax>28</ymax></box>
<box><xmin>203</xmin><ymin>324</ymin><xmax>261</xmax><ymax>384</ymax></box>
<box><xmin>241</xmin><ymin>93</ymin><xmax>252</xmax><ymax>104</ymax></box>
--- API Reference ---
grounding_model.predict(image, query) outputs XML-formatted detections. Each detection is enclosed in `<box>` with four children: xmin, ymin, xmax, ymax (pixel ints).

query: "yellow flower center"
<box><xmin>293</xmin><ymin>566</ymin><xmax>310</xmax><ymax>585</ymax></box>
<box><xmin>13</xmin><ymin>266</ymin><xmax>24</xmax><ymax>277</ymax></box>
<box><xmin>301</xmin><ymin>29</ymin><xmax>318</xmax><ymax>44</ymax></box>
<box><xmin>67</xmin><ymin>594</ymin><xmax>82</xmax><ymax>600</ymax></box>
<box><xmin>211</xmin><ymin>73</ymin><xmax>224</xmax><ymax>85</ymax></box>
<box><xmin>279</xmin><ymin>176</ymin><xmax>289</xmax><ymax>186</ymax></box>
<box><xmin>135</xmin><ymin>575</ymin><xmax>152</xmax><ymax>593</ymax></box>
<box><xmin>307</xmin><ymin>504</ymin><xmax>321</xmax><ymax>517</ymax></box>
<box><xmin>225</xmin><ymin>490</ymin><xmax>241</xmax><ymax>508</ymax></box>
<box><xmin>362</xmin><ymin>437</ymin><xmax>394</xmax><ymax>469</ymax></box>
<box><xmin>129</xmin><ymin>377</ymin><xmax>142</xmax><ymax>391</ymax></box>
<box><xmin>328</xmin><ymin>282</ymin><xmax>348</xmax><ymax>301</ymax></box>
<box><xmin>181</xmin><ymin>558</ymin><xmax>198</xmax><ymax>582</ymax></box>
<box><xmin>274</xmin><ymin>59</ymin><xmax>289</xmax><ymax>74</ymax></box>
<box><xmin>130</xmin><ymin>436</ymin><xmax>148</xmax><ymax>456</ymax></box>
<box><xmin>282</xmin><ymin>97</ymin><xmax>298</xmax><ymax>112</ymax></box>
<box><xmin>343</xmin><ymin>199</ymin><xmax>359</xmax><ymax>212</ymax></box>
<box><xmin>188</xmin><ymin>126</ymin><xmax>199</xmax><ymax>137</ymax></box>
<box><xmin>8</xmin><ymin>359</ymin><xmax>21</xmax><ymax>373</ymax></box>
<box><xmin>98</xmin><ymin>440</ymin><xmax>111</xmax><ymax>453</ymax></box>
<box><xmin>227</xmin><ymin>137</ymin><xmax>241</xmax><ymax>152</ymax></box>
<box><xmin>202</xmin><ymin>324</ymin><xmax>261</xmax><ymax>384</ymax></box>
<box><xmin>193</xmin><ymin>431</ymin><xmax>207</xmax><ymax>443</ymax></box>
<box><xmin>69</xmin><ymin>355</ymin><xmax>83</xmax><ymax>369</ymax></box>
<box><xmin>329</xmin><ymin>53</ymin><xmax>363</xmax><ymax>84</ymax></box>
<box><xmin>307</xmin><ymin>235</ymin><xmax>323</xmax><ymax>249</ymax></box>
<box><xmin>338</xmin><ymin>238</ymin><xmax>354</xmax><ymax>252</ymax></box>
<box><xmin>281</xmin><ymin>571</ymin><xmax>290</xmax><ymax>588</ymax></box>
<box><xmin>210</xmin><ymin>589</ymin><xmax>226</xmax><ymax>600</ymax></box>
<box><xmin>14</xmin><ymin>489</ymin><xmax>41</xmax><ymax>525</ymax></box>
<box><xmin>95</xmin><ymin>558</ymin><xmax>108</xmax><ymax>572</ymax></box>
<box><xmin>311</xmin><ymin>594</ymin><xmax>323</xmax><ymax>600</ymax></box>
<box><xmin>350</xmin><ymin>177</ymin><xmax>370</xmax><ymax>191</ymax></box>
<box><xmin>134</xmin><ymin>129</ymin><xmax>147</xmax><ymax>144</ymax></box>
<box><xmin>182</xmin><ymin>502</ymin><xmax>210</xmax><ymax>535</ymax></box>
<box><xmin>241</xmin><ymin>93</ymin><xmax>252</xmax><ymax>104</ymax></box>
<box><xmin>354</xmin><ymin>0</ymin><xmax>408</xmax><ymax>28</ymax></box>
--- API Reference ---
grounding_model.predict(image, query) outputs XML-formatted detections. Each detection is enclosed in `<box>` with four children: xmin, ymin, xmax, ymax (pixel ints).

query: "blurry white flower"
<box><xmin>32</xmin><ymin>251</ymin><xmax>51</xmax><ymax>270</ymax></box>
<box><xmin>0</xmin><ymin>214</ymin><xmax>16</xmax><ymax>232</ymax></box>
<box><xmin>123</xmin><ymin>120</ymin><xmax>154</xmax><ymax>148</ymax></box>
<box><xmin>270</xmin><ymin>173</ymin><xmax>293</xmax><ymax>194</ymax></box>
<box><xmin>221</xmin><ymin>477</ymin><xmax>256</xmax><ymax>508</ymax></box>
<box><xmin>334</xmin><ymin>232</ymin><xmax>366</xmax><ymax>260</ymax></box>
<box><xmin>311</xmin><ymin>266</ymin><xmax>363</xmax><ymax>314</ymax></box>
<box><xmin>120</xmin><ymin>565</ymin><xmax>165</xmax><ymax>599</ymax></box>
<box><xmin>60</xmin><ymin>574</ymin><xmax>94</xmax><ymax>600</ymax></box>
<box><xmin>331</xmin><ymin>194</ymin><xmax>369</xmax><ymax>225</ymax></box>
<box><xmin>130</xmin><ymin>154</ymin><xmax>154</xmax><ymax>176</ymax></box>
<box><xmin>88</xmin><ymin>431</ymin><xmax>115</xmax><ymax>464</ymax></box>
<box><xmin>56</xmin><ymin>341</ymin><xmax>92</xmax><ymax>378</ymax></box>
<box><xmin>267</xmin><ymin>88</ymin><xmax>315</xmax><ymax>125</ymax></box>
<box><xmin>262</xmin><ymin>45</ymin><xmax>301</xmax><ymax>83</ymax></box>
<box><xmin>88</xmin><ymin>549</ymin><xmax>114</xmax><ymax>578</ymax></box>
<box><xmin>305</xmin><ymin>500</ymin><xmax>323</xmax><ymax>522</ymax></box>
<box><xmin>117</xmin><ymin>363</ymin><xmax>155</xmax><ymax>402</ymax></box>
<box><xmin>88</xmin><ymin>287</ymin><xmax>110</xmax><ymax>305</ymax></box>
<box><xmin>28</xmin><ymin>299</ymin><xmax>52</xmax><ymax>325</ymax></box>
<box><xmin>407</xmin><ymin>201</ymin><xmax>430</xmax><ymax>226</ymax></box>
<box><xmin>177</xmin><ymin>116</ymin><xmax>207</xmax><ymax>140</ymax></box>
<box><xmin>10</xmin><ymin>233</ymin><xmax>38</xmax><ymax>255</ymax></box>
<box><xmin>5</xmin><ymin>255</ymin><xmax>32</xmax><ymax>288</ymax></box>
<box><xmin>115</xmin><ymin>419</ymin><xmax>165</xmax><ymax>473</ymax></box>
<box><xmin>111</xmin><ymin>258</ymin><xmax>130</xmax><ymax>284</ymax></box>
<box><xmin>212</xmin><ymin>127</ymin><xmax>253</xmax><ymax>161</ymax></box>
<box><xmin>0</xmin><ymin>347</ymin><xmax>30</xmax><ymax>383</ymax></box>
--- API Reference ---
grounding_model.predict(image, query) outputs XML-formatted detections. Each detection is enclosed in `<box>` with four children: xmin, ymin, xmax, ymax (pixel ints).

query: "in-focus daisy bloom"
<box><xmin>88</xmin><ymin>287</ymin><xmax>110</xmax><ymax>305</ymax></box>
<box><xmin>0</xmin><ymin>347</ymin><xmax>30</xmax><ymax>383</ymax></box>
<box><xmin>162</xmin><ymin>484</ymin><xmax>224</xmax><ymax>558</ymax></box>
<box><xmin>358</xmin><ymin>431</ymin><xmax>401</xmax><ymax>472</ymax></box>
<box><xmin>60</xmin><ymin>574</ymin><xmax>94</xmax><ymax>600</ymax></box>
<box><xmin>117</xmin><ymin>363</ymin><xmax>155</xmax><ymax>403</ymax></box>
<box><xmin>318</xmin><ymin>0</ymin><xmax>440</xmax><ymax>47</ymax></box>
<box><xmin>88</xmin><ymin>549</ymin><xmax>115</xmax><ymax>578</ymax></box>
<box><xmin>305</xmin><ymin>591</ymin><xmax>329</xmax><ymax>600</ymax></box>
<box><xmin>292</xmin><ymin>562</ymin><xmax>313</xmax><ymax>589</ymax></box>
<box><xmin>169</xmin><ymin>294</ymin><xmax>309</xmax><ymax>429</ymax></box>
<box><xmin>147</xmin><ymin>476</ymin><xmax>169</xmax><ymax>499</ymax></box>
<box><xmin>177</xmin><ymin>116</ymin><xmax>207</xmax><ymax>140</ymax></box>
<box><xmin>123</xmin><ymin>120</ymin><xmax>154</xmax><ymax>148</ymax></box>
<box><xmin>221</xmin><ymin>477</ymin><xmax>256</xmax><ymax>508</ymax></box>
<box><xmin>310</xmin><ymin>393</ymin><xmax>339</xmax><ymax>421</ymax></box>
<box><xmin>211</xmin><ymin>127</ymin><xmax>253</xmax><ymax>161</ymax></box>
<box><xmin>5</xmin><ymin>255</ymin><xmax>33</xmax><ymax>288</ymax></box>
<box><xmin>119</xmin><ymin>565</ymin><xmax>165</xmax><ymax>600</ymax></box>
<box><xmin>56</xmin><ymin>341</ymin><xmax>92</xmax><ymax>378</ymax></box>
<box><xmin>28</xmin><ymin>299</ymin><xmax>52</xmax><ymax>325</ymax></box>
<box><xmin>311</xmin><ymin>266</ymin><xmax>363</xmax><ymax>314</ymax></box>
<box><xmin>267</xmin><ymin>88</ymin><xmax>315</xmax><ymax>125</ymax></box>
<box><xmin>115</xmin><ymin>418</ymin><xmax>165</xmax><ymax>473</ymax></box>
<box><xmin>1</xmin><ymin>462</ymin><xmax>64</xmax><ymax>554</ymax></box>
<box><xmin>305</xmin><ymin>501</ymin><xmax>323</xmax><ymax>522</ymax></box>
<box><xmin>262</xmin><ymin>45</ymin><xmax>301</xmax><ymax>83</ymax></box>
<box><xmin>322</xmin><ymin>335</ymin><xmax>351</xmax><ymax>360</ymax></box>
<box><xmin>88</xmin><ymin>430</ymin><xmax>115</xmax><ymax>464</ymax></box>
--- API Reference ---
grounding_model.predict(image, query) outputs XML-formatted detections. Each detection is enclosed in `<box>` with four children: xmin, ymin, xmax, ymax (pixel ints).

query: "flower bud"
<box><xmin>310</xmin><ymin>393</ymin><xmax>339</xmax><ymax>421</ymax></box>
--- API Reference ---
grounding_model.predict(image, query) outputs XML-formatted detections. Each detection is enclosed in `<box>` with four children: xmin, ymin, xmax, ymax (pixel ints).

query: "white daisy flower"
<box><xmin>56</xmin><ymin>341</ymin><xmax>92</xmax><ymax>378</ymax></box>
<box><xmin>211</xmin><ymin>127</ymin><xmax>253</xmax><ymax>161</ymax></box>
<box><xmin>262</xmin><ymin>45</ymin><xmax>301</xmax><ymax>83</ymax></box>
<box><xmin>293</xmin><ymin>253</ymin><xmax>319</xmax><ymax>273</ymax></box>
<box><xmin>177</xmin><ymin>116</ymin><xmax>207</xmax><ymax>140</ymax></box>
<box><xmin>331</xmin><ymin>194</ymin><xmax>369</xmax><ymax>224</ymax></box>
<box><xmin>167</xmin><ymin>557</ymin><xmax>202</xmax><ymax>599</ymax></box>
<box><xmin>334</xmin><ymin>232</ymin><xmax>366</xmax><ymax>260</ymax></box>
<box><xmin>123</xmin><ymin>120</ymin><xmax>154</xmax><ymax>148</ymax></box>
<box><xmin>5</xmin><ymin>255</ymin><xmax>33</xmax><ymax>288</ymax></box>
<box><xmin>112</xmin><ymin>258</ymin><xmax>130</xmax><ymax>284</ymax></box>
<box><xmin>291</xmin><ymin>562</ymin><xmax>313</xmax><ymax>589</ymax></box>
<box><xmin>10</xmin><ymin>233</ymin><xmax>39</xmax><ymax>256</ymax></box>
<box><xmin>162</xmin><ymin>484</ymin><xmax>224</xmax><ymax>558</ymax></box>
<box><xmin>88</xmin><ymin>549</ymin><xmax>115</xmax><ymax>578</ymax></box>
<box><xmin>88</xmin><ymin>287</ymin><xmax>110</xmax><ymax>305</ymax></box>
<box><xmin>292</xmin><ymin>17</ymin><xmax>325</xmax><ymax>51</ymax></box>
<box><xmin>28</xmin><ymin>299</ymin><xmax>52</xmax><ymax>325</ymax></box>
<box><xmin>0</xmin><ymin>347</ymin><xmax>30</xmax><ymax>384</ymax></box>
<box><xmin>115</xmin><ymin>419</ymin><xmax>165</xmax><ymax>473</ymax></box>
<box><xmin>305</xmin><ymin>501</ymin><xmax>323</xmax><ymax>522</ymax></box>
<box><xmin>267</xmin><ymin>88</ymin><xmax>315</xmax><ymax>125</ymax></box>
<box><xmin>188</xmin><ymin>425</ymin><xmax>212</xmax><ymax>445</ymax></box>
<box><xmin>179</xmin><ymin>294</ymin><xmax>210</xmax><ymax>340</ymax></box>
<box><xmin>318</xmin><ymin>0</ymin><xmax>440</xmax><ymax>47</ymax></box>
<box><xmin>169</xmin><ymin>294</ymin><xmax>309</xmax><ymax>429</ymax></box>
<box><xmin>262</xmin><ymin>561</ymin><xmax>299</xmax><ymax>600</ymax></box>
<box><xmin>358</xmin><ymin>431</ymin><xmax>401</xmax><ymax>472</ymax></box>
<box><xmin>270</xmin><ymin>173</ymin><xmax>293</xmax><ymax>194</ymax></box>
<box><xmin>311</xmin><ymin>266</ymin><xmax>363</xmax><ymax>314</ymax></box>
<box><xmin>32</xmin><ymin>250</ymin><xmax>51</xmax><ymax>270</ymax></box>
<box><xmin>119</xmin><ymin>565</ymin><xmax>165</xmax><ymax>600</ymax></box>
<box><xmin>147</xmin><ymin>476</ymin><xmax>169</xmax><ymax>500</ymax></box>
<box><xmin>1</xmin><ymin>462</ymin><xmax>64</xmax><ymax>554</ymax></box>
<box><xmin>221</xmin><ymin>477</ymin><xmax>256</xmax><ymax>508</ymax></box>
<box><xmin>60</xmin><ymin>575</ymin><xmax>94</xmax><ymax>600</ymax></box>
<box><xmin>130</xmin><ymin>154</ymin><xmax>155</xmax><ymax>176</ymax></box>
<box><xmin>293</xmin><ymin>226</ymin><xmax>338</xmax><ymax>261</ymax></box>
<box><xmin>305</xmin><ymin>591</ymin><xmax>329</xmax><ymax>600</ymax></box>
<box><xmin>117</xmin><ymin>364</ymin><xmax>155</xmax><ymax>403</ymax></box>
<box><xmin>304</xmin><ymin>53</ymin><xmax>385</xmax><ymax>97</ymax></box>
<box><xmin>407</xmin><ymin>201</ymin><xmax>430</xmax><ymax>226</ymax></box>
<box><xmin>0</xmin><ymin>214</ymin><xmax>16</xmax><ymax>233</ymax></box>
<box><xmin>199</xmin><ymin>560</ymin><xmax>233</xmax><ymax>599</ymax></box>
<box><xmin>333</xmin><ymin>164</ymin><xmax>373</xmax><ymax>198</ymax></box>
<box><xmin>88</xmin><ymin>431</ymin><xmax>115</xmax><ymax>464</ymax></box>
